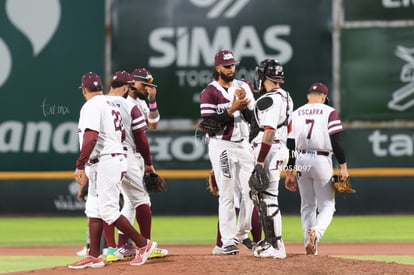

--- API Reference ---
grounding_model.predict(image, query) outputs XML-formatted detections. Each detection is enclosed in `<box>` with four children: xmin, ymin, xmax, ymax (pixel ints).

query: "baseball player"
<box><xmin>114</xmin><ymin>68</ymin><xmax>168</xmax><ymax>259</ymax></box>
<box><xmin>100</xmin><ymin>71</ymin><xmax>169</xmax><ymax>261</ymax></box>
<box><xmin>249</xmin><ymin>59</ymin><xmax>293</xmax><ymax>259</ymax></box>
<box><xmin>128</xmin><ymin>68</ymin><xmax>160</xmax><ymax>129</ymax></box>
<box><xmin>200</xmin><ymin>49</ymin><xmax>256</xmax><ymax>255</ymax></box>
<box><xmin>285</xmin><ymin>82</ymin><xmax>349</xmax><ymax>255</ymax></box>
<box><xmin>68</xmin><ymin>72</ymin><xmax>157</xmax><ymax>269</ymax></box>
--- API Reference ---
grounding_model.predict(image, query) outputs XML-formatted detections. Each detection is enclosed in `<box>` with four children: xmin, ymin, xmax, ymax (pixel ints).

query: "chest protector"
<box><xmin>249</xmin><ymin>89</ymin><xmax>290</xmax><ymax>143</ymax></box>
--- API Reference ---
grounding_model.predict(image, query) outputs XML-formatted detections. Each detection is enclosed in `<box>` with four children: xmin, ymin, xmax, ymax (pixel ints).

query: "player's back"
<box><xmin>290</xmin><ymin>103</ymin><xmax>338</xmax><ymax>151</ymax></box>
<box><xmin>106</xmin><ymin>95</ymin><xmax>147</xmax><ymax>150</ymax></box>
<box><xmin>78</xmin><ymin>95</ymin><xmax>124</xmax><ymax>158</ymax></box>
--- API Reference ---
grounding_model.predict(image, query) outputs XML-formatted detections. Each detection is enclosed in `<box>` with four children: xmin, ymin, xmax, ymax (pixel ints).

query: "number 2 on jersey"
<box><xmin>112</xmin><ymin>110</ymin><xmax>126</xmax><ymax>140</ymax></box>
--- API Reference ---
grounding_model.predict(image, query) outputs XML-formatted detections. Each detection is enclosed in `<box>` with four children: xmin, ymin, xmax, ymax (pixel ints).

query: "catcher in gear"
<box><xmin>249</xmin><ymin>59</ymin><xmax>293</xmax><ymax>259</ymax></box>
<box><xmin>285</xmin><ymin>82</ymin><xmax>350</xmax><ymax>256</ymax></box>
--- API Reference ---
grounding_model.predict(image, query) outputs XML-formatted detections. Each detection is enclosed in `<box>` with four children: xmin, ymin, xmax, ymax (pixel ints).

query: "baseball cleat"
<box><xmin>234</xmin><ymin>237</ymin><xmax>256</xmax><ymax>250</ymax></box>
<box><xmin>222</xmin><ymin>244</ymin><xmax>239</xmax><ymax>255</ymax></box>
<box><xmin>117</xmin><ymin>243</ymin><xmax>136</xmax><ymax>259</ymax></box>
<box><xmin>105</xmin><ymin>247</ymin><xmax>124</xmax><ymax>262</ymax></box>
<box><xmin>306</xmin><ymin>228</ymin><xmax>317</xmax><ymax>255</ymax></box>
<box><xmin>130</xmin><ymin>240</ymin><xmax>157</xmax><ymax>266</ymax></box>
<box><xmin>212</xmin><ymin>245</ymin><xmax>224</xmax><ymax>255</ymax></box>
<box><xmin>68</xmin><ymin>255</ymin><xmax>105</xmax><ymax>269</ymax></box>
<box><xmin>149</xmin><ymin>247</ymin><xmax>169</xmax><ymax>258</ymax></box>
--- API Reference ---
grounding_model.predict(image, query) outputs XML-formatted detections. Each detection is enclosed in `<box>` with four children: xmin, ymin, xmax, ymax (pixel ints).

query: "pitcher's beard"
<box><xmin>220</xmin><ymin>72</ymin><xmax>235</xmax><ymax>83</ymax></box>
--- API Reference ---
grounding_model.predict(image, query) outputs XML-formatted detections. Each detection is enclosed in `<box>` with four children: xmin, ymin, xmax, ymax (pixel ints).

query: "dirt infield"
<box><xmin>4</xmin><ymin>243</ymin><xmax>414</xmax><ymax>274</ymax></box>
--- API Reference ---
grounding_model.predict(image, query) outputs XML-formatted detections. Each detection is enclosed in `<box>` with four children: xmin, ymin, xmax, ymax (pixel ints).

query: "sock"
<box><xmin>251</xmin><ymin>207</ymin><xmax>262</xmax><ymax>243</ymax></box>
<box><xmin>102</xmin><ymin>222</ymin><xmax>117</xmax><ymax>248</ymax></box>
<box><xmin>216</xmin><ymin>220</ymin><xmax>222</xmax><ymax>247</ymax></box>
<box><xmin>114</xmin><ymin>215</ymin><xmax>147</xmax><ymax>248</ymax></box>
<box><xmin>118</xmin><ymin>232</ymin><xmax>130</xmax><ymax>248</ymax></box>
<box><xmin>136</xmin><ymin>204</ymin><xmax>152</xmax><ymax>239</ymax></box>
<box><xmin>88</xmin><ymin>218</ymin><xmax>103</xmax><ymax>258</ymax></box>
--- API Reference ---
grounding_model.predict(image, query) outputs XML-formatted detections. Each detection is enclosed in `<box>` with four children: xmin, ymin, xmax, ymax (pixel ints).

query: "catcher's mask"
<box><xmin>255</xmin><ymin>59</ymin><xmax>285</xmax><ymax>93</ymax></box>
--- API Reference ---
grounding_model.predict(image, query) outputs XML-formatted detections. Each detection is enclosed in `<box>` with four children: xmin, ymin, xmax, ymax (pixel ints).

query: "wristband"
<box><xmin>257</xmin><ymin>142</ymin><xmax>271</xmax><ymax>163</ymax></box>
<box><xmin>149</xmin><ymin>101</ymin><xmax>157</xmax><ymax>110</ymax></box>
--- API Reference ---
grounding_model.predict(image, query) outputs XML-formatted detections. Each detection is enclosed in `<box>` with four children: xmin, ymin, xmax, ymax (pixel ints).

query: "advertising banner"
<box><xmin>340</xmin><ymin>28</ymin><xmax>414</xmax><ymax>120</ymax></box>
<box><xmin>344</xmin><ymin>0</ymin><xmax>414</xmax><ymax>21</ymax></box>
<box><xmin>2</xmin><ymin>176</ymin><xmax>414</xmax><ymax>215</ymax></box>
<box><xmin>343</xmin><ymin>127</ymin><xmax>414</xmax><ymax>168</ymax></box>
<box><xmin>111</xmin><ymin>0</ymin><xmax>332</xmax><ymax>119</ymax></box>
<box><xmin>0</xmin><ymin>0</ymin><xmax>105</xmax><ymax>171</ymax></box>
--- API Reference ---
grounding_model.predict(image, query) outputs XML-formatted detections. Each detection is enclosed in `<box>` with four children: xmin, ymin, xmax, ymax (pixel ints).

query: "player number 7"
<box><xmin>305</xmin><ymin>119</ymin><xmax>314</xmax><ymax>139</ymax></box>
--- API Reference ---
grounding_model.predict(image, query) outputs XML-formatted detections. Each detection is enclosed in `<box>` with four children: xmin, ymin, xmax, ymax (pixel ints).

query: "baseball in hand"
<box><xmin>235</xmin><ymin>87</ymin><xmax>246</xmax><ymax>99</ymax></box>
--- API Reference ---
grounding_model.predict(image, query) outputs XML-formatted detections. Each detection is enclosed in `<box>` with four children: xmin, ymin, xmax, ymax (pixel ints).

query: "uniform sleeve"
<box><xmin>330</xmin><ymin>133</ymin><xmax>346</xmax><ymax>164</ymax></box>
<box><xmin>286</xmin><ymin>138</ymin><xmax>296</xmax><ymax>169</ymax></box>
<box><xmin>134</xmin><ymin>130</ymin><xmax>153</xmax><ymax>166</ymax></box>
<box><xmin>82</xmin><ymin>101</ymin><xmax>101</xmax><ymax>132</ymax></box>
<box><xmin>200</xmin><ymin>86</ymin><xmax>216</xmax><ymax>118</ymax></box>
<box><xmin>200</xmin><ymin>86</ymin><xmax>233</xmax><ymax>124</ymax></box>
<box><xmin>130</xmin><ymin>105</ymin><xmax>148</xmax><ymax>132</ymax></box>
<box><xmin>76</xmin><ymin>129</ymin><xmax>99</xmax><ymax>169</ymax></box>
<box><xmin>328</xmin><ymin>109</ymin><xmax>343</xmax><ymax>135</ymax></box>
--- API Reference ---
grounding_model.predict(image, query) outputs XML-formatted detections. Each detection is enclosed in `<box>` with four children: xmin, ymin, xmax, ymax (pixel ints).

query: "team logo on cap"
<box><xmin>222</xmin><ymin>53</ymin><xmax>234</xmax><ymax>60</ymax></box>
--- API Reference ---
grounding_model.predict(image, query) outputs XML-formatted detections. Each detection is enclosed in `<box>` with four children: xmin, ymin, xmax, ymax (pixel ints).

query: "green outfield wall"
<box><xmin>1</xmin><ymin>129</ymin><xmax>414</xmax><ymax>215</ymax></box>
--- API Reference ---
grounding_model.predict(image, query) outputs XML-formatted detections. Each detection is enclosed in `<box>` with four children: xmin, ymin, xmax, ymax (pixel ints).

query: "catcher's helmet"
<box><xmin>255</xmin><ymin>59</ymin><xmax>284</xmax><ymax>92</ymax></box>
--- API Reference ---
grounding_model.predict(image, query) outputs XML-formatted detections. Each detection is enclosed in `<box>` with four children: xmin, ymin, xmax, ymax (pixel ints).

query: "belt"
<box><xmin>299</xmin><ymin>150</ymin><xmax>330</xmax><ymax>156</ymax></box>
<box><xmin>89</xmin><ymin>158</ymin><xmax>99</xmax><ymax>164</ymax></box>
<box><xmin>89</xmin><ymin>153</ymin><xmax>127</xmax><ymax>164</ymax></box>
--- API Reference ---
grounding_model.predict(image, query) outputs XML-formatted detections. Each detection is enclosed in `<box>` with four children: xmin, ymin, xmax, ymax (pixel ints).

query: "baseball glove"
<box><xmin>207</xmin><ymin>169</ymin><xmax>219</xmax><ymax>196</ymax></box>
<box><xmin>330</xmin><ymin>175</ymin><xmax>356</xmax><ymax>193</ymax></box>
<box><xmin>248</xmin><ymin>164</ymin><xmax>270</xmax><ymax>192</ymax></box>
<box><xmin>198</xmin><ymin>118</ymin><xmax>225</xmax><ymax>136</ymax></box>
<box><xmin>144</xmin><ymin>172</ymin><xmax>168</xmax><ymax>192</ymax></box>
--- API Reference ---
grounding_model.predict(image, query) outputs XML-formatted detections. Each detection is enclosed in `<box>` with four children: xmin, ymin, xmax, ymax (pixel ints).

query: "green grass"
<box><xmin>0</xmin><ymin>215</ymin><xmax>413</xmax><ymax>273</ymax></box>
<box><xmin>338</xmin><ymin>255</ymin><xmax>414</xmax><ymax>265</ymax></box>
<box><xmin>1</xmin><ymin>215</ymin><xmax>414</xmax><ymax>246</ymax></box>
<box><xmin>323</xmin><ymin>215</ymin><xmax>414</xmax><ymax>242</ymax></box>
<box><xmin>0</xmin><ymin>256</ymin><xmax>79</xmax><ymax>273</ymax></box>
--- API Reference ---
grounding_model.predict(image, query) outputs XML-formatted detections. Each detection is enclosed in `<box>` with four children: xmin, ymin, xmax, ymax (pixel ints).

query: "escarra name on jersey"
<box><xmin>297</xmin><ymin>108</ymin><xmax>324</xmax><ymax>116</ymax></box>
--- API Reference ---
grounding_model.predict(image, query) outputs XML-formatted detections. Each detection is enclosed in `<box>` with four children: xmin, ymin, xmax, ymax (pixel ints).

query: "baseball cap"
<box><xmin>79</xmin><ymin>72</ymin><xmax>103</xmax><ymax>91</ymax></box>
<box><xmin>309</xmin><ymin>82</ymin><xmax>329</xmax><ymax>102</ymax></box>
<box><xmin>131</xmin><ymin>68</ymin><xmax>157</xmax><ymax>87</ymax></box>
<box><xmin>214</xmin><ymin>49</ymin><xmax>239</xmax><ymax>66</ymax></box>
<box><xmin>111</xmin><ymin>71</ymin><xmax>134</xmax><ymax>87</ymax></box>
<box><xmin>309</xmin><ymin>82</ymin><xmax>328</xmax><ymax>95</ymax></box>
